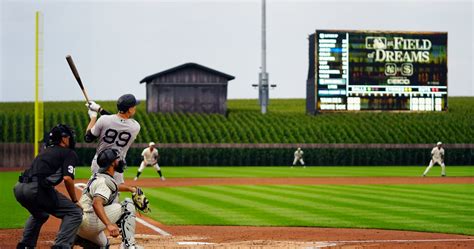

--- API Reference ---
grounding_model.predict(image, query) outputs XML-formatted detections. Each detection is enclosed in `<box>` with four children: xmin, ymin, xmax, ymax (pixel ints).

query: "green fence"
<box><xmin>75</xmin><ymin>147</ymin><xmax>474</xmax><ymax>167</ymax></box>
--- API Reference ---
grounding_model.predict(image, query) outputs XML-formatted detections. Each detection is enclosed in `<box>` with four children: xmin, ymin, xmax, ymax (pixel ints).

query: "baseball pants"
<box><xmin>14</xmin><ymin>182</ymin><xmax>83</xmax><ymax>248</ymax></box>
<box><xmin>77</xmin><ymin>199</ymin><xmax>136</xmax><ymax>247</ymax></box>
<box><xmin>293</xmin><ymin>157</ymin><xmax>305</xmax><ymax>165</ymax></box>
<box><xmin>423</xmin><ymin>160</ymin><xmax>446</xmax><ymax>175</ymax></box>
<box><xmin>138</xmin><ymin>161</ymin><xmax>160</xmax><ymax>172</ymax></box>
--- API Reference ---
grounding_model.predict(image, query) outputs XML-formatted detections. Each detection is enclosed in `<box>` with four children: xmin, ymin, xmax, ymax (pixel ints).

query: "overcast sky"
<box><xmin>1</xmin><ymin>0</ymin><xmax>473</xmax><ymax>102</ymax></box>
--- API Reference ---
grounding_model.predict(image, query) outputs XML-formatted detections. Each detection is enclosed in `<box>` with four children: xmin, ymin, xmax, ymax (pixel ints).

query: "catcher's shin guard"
<box><xmin>118</xmin><ymin>198</ymin><xmax>137</xmax><ymax>248</ymax></box>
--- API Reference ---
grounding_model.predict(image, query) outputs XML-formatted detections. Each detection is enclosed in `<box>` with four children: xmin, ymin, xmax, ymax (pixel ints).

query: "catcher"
<box><xmin>76</xmin><ymin>148</ymin><xmax>150</xmax><ymax>249</ymax></box>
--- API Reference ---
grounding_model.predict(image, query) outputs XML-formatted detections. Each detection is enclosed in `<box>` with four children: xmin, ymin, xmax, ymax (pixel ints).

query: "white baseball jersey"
<box><xmin>431</xmin><ymin>147</ymin><xmax>445</xmax><ymax>162</ymax></box>
<box><xmin>80</xmin><ymin>173</ymin><xmax>119</xmax><ymax>213</ymax></box>
<box><xmin>294</xmin><ymin>150</ymin><xmax>304</xmax><ymax>159</ymax></box>
<box><xmin>78</xmin><ymin>173</ymin><xmax>127</xmax><ymax>247</ymax></box>
<box><xmin>142</xmin><ymin>147</ymin><xmax>159</xmax><ymax>165</ymax></box>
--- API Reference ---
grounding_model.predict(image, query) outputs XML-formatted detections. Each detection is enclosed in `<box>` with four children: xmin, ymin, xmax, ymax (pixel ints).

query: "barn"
<box><xmin>140</xmin><ymin>63</ymin><xmax>235</xmax><ymax>114</ymax></box>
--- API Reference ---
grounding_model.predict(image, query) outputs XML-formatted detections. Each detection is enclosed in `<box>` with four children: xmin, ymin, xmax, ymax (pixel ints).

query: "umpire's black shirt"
<box><xmin>22</xmin><ymin>145</ymin><xmax>78</xmax><ymax>187</ymax></box>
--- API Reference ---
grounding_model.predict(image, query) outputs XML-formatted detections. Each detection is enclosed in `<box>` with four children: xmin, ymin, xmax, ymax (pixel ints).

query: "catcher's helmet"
<box><xmin>117</xmin><ymin>94</ymin><xmax>139</xmax><ymax>113</ymax></box>
<box><xmin>97</xmin><ymin>148</ymin><xmax>120</xmax><ymax>170</ymax></box>
<box><xmin>48</xmin><ymin>124</ymin><xmax>76</xmax><ymax>149</ymax></box>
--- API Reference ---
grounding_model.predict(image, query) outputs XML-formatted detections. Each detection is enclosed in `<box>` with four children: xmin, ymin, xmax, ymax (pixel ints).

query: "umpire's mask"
<box><xmin>48</xmin><ymin>124</ymin><xmax>76</xmax><ymax>150</ymax></box>
<box><xmin>97</xmin><ymin>148</ymin><xmax>121</xmax><ymax>173</ymax></box>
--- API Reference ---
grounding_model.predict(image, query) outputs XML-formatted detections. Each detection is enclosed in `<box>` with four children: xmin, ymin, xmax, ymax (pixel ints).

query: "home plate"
<box><xmin>177</xmin><ymin>241</ymin><xmax>215</xmax><ymax>245</ymax></box>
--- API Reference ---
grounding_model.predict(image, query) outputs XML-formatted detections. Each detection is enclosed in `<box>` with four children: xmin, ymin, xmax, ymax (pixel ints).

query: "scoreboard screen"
<box><xmin>306</xmin><ymin>30</ymin><xmax>448</xmax><ymax>113</ymax></box>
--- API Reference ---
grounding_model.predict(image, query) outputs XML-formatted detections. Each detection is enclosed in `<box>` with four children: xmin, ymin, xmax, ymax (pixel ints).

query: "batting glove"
<box><xmin>86</xmin><ymin>101</ymin><xmax>101</xmax><ymax>112</ymax></box>
<box><xmin>88</xmin><ymin>109</ymin><xmax>98</xmax><ymax>119</ymax></box>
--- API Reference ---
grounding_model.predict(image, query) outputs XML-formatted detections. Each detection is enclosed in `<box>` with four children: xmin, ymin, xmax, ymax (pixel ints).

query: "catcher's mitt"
<box><xmin>132</xmin><ymin>187</ymin><xmax>151</xmax><ymax>213</ymax></box>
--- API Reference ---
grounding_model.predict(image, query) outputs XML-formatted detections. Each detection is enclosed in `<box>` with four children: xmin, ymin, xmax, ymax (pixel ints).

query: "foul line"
<box><xmin>74</xmin><ymin>183</ymin><xmax>171</xmax><ymax>237</ymax></box>
<box><xmin>135</xmin><ymin>217</ymin><xmax>171</xmax><ymax>236</ymax></box>
<box><xmin>321</xmin><ymin>238</ymin><xmax>474</xmax><ymax>244</ymax></box>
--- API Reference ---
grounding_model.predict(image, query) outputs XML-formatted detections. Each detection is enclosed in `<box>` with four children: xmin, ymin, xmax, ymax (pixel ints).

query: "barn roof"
<box><xmin>139</xmin><ymin>62</ymin><xmax>235</xmax><ymax>84</ymax></box>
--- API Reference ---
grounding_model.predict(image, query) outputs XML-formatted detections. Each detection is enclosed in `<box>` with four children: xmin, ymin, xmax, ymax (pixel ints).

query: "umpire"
<box><xmin>14</xmin><ymin>124</ymin><xmax>83</xmax><ymax>249</ymax></box>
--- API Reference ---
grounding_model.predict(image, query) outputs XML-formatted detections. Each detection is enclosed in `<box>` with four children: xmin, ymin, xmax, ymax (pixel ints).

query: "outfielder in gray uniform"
<box><xmin>423</xmin><ymin>142</ymin><xmax>446</xmax><ymax>177</ymax></box>
<box><xmin>84</xmin><ymin>94</ymin><xmax>140</xmax><ymax>188</ymax></box>
<box><xmin>76</xmin><ymin>148</ymin><xmax>142</xmax><ymax>249</ymax></box>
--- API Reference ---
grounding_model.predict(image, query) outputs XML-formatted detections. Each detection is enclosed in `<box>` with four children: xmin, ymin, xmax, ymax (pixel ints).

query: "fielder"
<box><xmin>84</xmin><ymin>94</ymin><xmax>141</xmax><ymax>186</ymax></box>
<box><xmin>423</xmin><ymin>142</ymin><xmax>446</xmax><ymax>177</ymax></box>
<box><xmin>76</xmin><ymin>148</ymin><xmax>142</xmax><ymax>249</ymax></box>
<box><xmin>292</xmin><ymin>147</ymin><xmax>305</xmax><ymax>168</ymax></box>
<box><xmin>14</xmin><ymin>124</ymin><xmax>82</xmax><ymax>249</ymax></box>
<box><xmin>134</xmin><ymin>142</ymin><xmax>165</xmax><ymax>181</ymax></box>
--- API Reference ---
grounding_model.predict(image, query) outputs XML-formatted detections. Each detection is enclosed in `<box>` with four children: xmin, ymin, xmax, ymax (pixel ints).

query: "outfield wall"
<box><xmin>2</xmin><ymin>143</ymin><xmax>472</xmax><ymax>167</ymax></box>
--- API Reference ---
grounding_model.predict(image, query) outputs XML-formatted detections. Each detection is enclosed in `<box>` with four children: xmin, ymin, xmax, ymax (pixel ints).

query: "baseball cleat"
<box><xmin>133</xmin><ymin>177</ymin><xmax>138</xmax><ymax>181</ymax></box>
<box><xmin>161</xmin><ymin>176</ymin><xmax>166</xmax><ymax>181</ymax></box>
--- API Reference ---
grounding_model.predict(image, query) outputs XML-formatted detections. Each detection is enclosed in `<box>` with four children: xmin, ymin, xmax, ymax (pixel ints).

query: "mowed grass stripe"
<box><xmin>218</xmin><ymin>186</ymin><xmax>408</xmax><ymax>230</ymax></box>
<box><xmin>144</xmin><ymin>188</ymin><xmax>232</xmax><ymax>225</ymax></box>
<box><xmin>275</xmin><ymin>185</ymin><xmax>474</xmax><ymax>234</ymax></box>
<box><xmin>198</xmin><ymin>185</ymin><xmax>405</xmax><ymax>228</ymax></box>
<box><xmin>351</xmin><ymin>185</ymin><xmax>474</xmax><ymax>207</ymax></box>
<box><xmin>72</xmin><ymin>166</ymin><xmax>474</xmax><ymax>179</ymax></box>
<box><xmin>161</xmin><ymin>187</ymin><xmax>286</xmax><ymax>225</ymax></box>
<box><xmin>283</xmin><ymin>184</ymin><xmax>473</xmax><ymax>225</ymax></box>
<box><xmin>155</xmin><ymin>186</ymin><xmax>302</xmax><ymax>226</ymax></box>
<box><xmin>232</xmin><ymin>186</ymin><xmax>472</xmax><ymax>235</ymax></box>
<box><xmin>143</xmin><ymin>184</ymin><xmax>474</xmax><ymax>235</ymax></box>
<box><xmin>152</xmin><ymin>187</ymin><xmax>326</xmax><ymax>226</ymax></box>
<box><xmin>205</xmin><ymin>185</ymin><xmax>392</xmax><ymax>227</ymax></box>
<box><xmin>384</xmin><ymin>184</ymin><xmax>474</xmax><ymax>197</ymax></box>
<box><xmin>240</xmin><ymin>184</ymin><xmax>454</xmax><ymax>231</ymax></box>
<box><xmin>314</xmin><ymin>185</ymin><xmax>473</xmax><ymax>225</ymax></box>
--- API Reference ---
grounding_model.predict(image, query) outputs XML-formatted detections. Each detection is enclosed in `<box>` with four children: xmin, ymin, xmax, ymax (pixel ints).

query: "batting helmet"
<box><xmin>48</xmin><ymin>124</ymin><xmax>76</xmax><ymax>149</ymax></box>
<box><xmin>97</xmin><ymin>148</ymin><xmax>120</xmax><ymax>171</ymax></box>
<box><xmin>117</xmin><ymin>94</ymin><xmax>139</xmax><ymax>113</ymax></box>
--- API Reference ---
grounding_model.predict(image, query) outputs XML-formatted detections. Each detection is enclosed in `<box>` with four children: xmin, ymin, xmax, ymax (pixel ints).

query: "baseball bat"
<box><xmin>65</xmin><ymin>55</ymin><xmax>90</xmax><ymax>103</ymax></box>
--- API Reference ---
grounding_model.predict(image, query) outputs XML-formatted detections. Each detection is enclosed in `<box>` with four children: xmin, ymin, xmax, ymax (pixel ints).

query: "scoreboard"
<box><xmin>306</xmin><ymin>30</ymin><xmax>448</xmax><ymax>113</ymax></box>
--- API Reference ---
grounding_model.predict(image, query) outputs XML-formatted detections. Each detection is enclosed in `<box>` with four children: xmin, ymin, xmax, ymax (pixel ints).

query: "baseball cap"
<box><xmin>437</xmin><ymin>142</ymin><xmax>442</xmax><ymax>146</ymax></box>
<box><xmin>117</xmin><ymin>94</ymin><xmax>140</xmax><ymax>112</ymax></box>
<box><xmin>97</xmin><ymin>148</ymin><xmax>120</xmax><ymax>172</ymax></box>
<box><xmin>149</xmin><ymin>142</ymin><xmax>155</xmax><ymax>147</ymax></box>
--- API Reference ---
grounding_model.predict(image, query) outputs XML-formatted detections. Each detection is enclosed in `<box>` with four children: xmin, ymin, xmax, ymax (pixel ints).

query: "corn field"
<box><xmin>0</xmin><ymin>98</ymin><xmax>473</xmax><ymax>144</ymax></box>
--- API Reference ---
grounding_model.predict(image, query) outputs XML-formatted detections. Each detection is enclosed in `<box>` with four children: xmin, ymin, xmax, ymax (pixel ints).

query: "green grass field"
<box><xmin>142</xmin><ymin>184</ymin><xmax>474</xmax><ymax>235</ymax></box>
<box><xmin>74</xmin><ymin>166</ymin><xmax>474</xmax><ymax>179</ymax></box>
<box><xmin>1</xmin><ymin>167</ymin><xmax>473</xmax><ymax>235</ymax></box>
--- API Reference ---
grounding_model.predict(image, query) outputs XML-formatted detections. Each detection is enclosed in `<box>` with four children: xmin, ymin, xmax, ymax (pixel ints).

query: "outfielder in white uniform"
<box><xmin>292</xmin><ymin>148</ymin><xmax>305</xmax><ymax>168</ymax></box>
<box><xmin>85</xmin><ymin>94</ymin><xmax>141</xmax><ymax>187</ymax></box>
<box><xmin>423</xmin><ymin>142</ymin><xmax>446</xmax><ymax>177</ymax></box>
<box><xmin>77</xmin><ymin>148</ymin><xmax>142</xmax><ymax>249</ymax></box>
<box><xmin>134</xmin><ymin>142</ymin><xmax>165</xmax><ymax>181</ymax></box>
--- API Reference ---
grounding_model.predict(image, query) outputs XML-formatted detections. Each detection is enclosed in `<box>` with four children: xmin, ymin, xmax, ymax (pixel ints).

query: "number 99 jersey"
<box><xmin>90</xmin><ymin>115</ymin><xmax>141</xmax><ymax>184</ymax></box>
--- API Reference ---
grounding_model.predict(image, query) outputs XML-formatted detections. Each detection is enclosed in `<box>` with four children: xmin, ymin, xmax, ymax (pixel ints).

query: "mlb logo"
<box><xmin>366</xmin><ymin>37</ymin><xmax>387</xmax><ymax>49</ymax></box>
